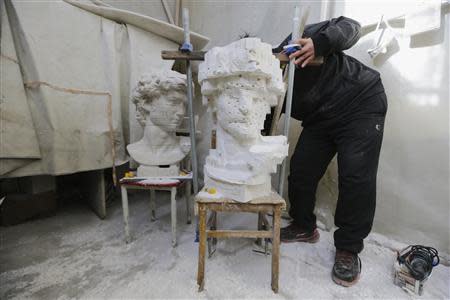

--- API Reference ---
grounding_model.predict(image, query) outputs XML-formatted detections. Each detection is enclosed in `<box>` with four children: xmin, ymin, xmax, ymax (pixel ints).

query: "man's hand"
<box><xmin>289</xmin><ymin>38</ymin><xmax>315</xmax><ymax>68</ymax></box>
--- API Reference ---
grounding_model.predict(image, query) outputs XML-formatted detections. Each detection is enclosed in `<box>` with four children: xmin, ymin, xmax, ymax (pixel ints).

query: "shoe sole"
<box><xmin>332</xmin><ymin>273</ymin><xmax>360</xmax><ymax>287</ymax></box>
<box><xmin>281</xmin><ymin>231</ymin><xmax>320</xmax><ymax>244</ymax></box>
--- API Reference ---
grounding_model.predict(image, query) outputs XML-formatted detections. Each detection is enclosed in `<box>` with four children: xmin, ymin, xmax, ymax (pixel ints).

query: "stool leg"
<box><xmin>271</xmin><ymin>206</ymin><xmax>281</xmax><ymax>293</ymax></box>
<box><xmin>185</xmin><ymin>181</ymin><xmax>192</xmax><ymax>224</ymax></box>
<box><xmin>171</xmin><ymin>187</ymin><xmax>177</xmax><ymax>247</ymax></box>
<box><xmin>120</xmin><ymin>186</ymin><xmax>131</xmax><ymax>243</ymax></box>
<box><xmin>256</xmin><ymin>212</ymin><xmax>263</xmax><ymax>247</ymax></box>
<box><xmin>150</xmin><ymin>190</ymin><xmax>156</xmax><ymax>221</ymax></box>
<box><xmin>207</xmin><ymin>211</ymin><xmax>217</xmax><ymax>258</ymax></box>
<box><xmin>262</xmin><ymin>214</ymin><xmax>271</xmax><ymax>255</ymax></box>
<box><xmin>197</xmin><ymin>204</ymin><xmax>207</xmax><ymax>291</ymax></box>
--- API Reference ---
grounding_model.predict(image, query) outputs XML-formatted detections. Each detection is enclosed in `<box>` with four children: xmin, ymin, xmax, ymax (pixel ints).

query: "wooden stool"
<box><xmin>195</xmin><ymin>192</ymin><xmax>286</xmax><ymax>293</ymax></box>
<box><xmin>120</xmin><ymin>178</ymin><xmax>192</xmax><ymax>246</ymax></box>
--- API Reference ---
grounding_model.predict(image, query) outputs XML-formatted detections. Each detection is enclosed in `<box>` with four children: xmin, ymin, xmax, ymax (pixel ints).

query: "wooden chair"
<box><xmin>195</xmin><ymin>191</ymin><xmax>286</xmax><ymax>293</ymax></box>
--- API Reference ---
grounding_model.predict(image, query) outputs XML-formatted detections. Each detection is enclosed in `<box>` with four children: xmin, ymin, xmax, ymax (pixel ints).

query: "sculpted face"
<box><xmin>145</xmin><ymin>90</ymin><xmax>186</xmax><ymax>132</ymax></box>
<box><xmin>215</xmin><ymin>79</ymin><xmax>271</xmax><ymax>142</ymax></box>
<box><xmin>198</xmin><ymin>38</ymin><xmax>288</xmax><ymax>202</ymax></box>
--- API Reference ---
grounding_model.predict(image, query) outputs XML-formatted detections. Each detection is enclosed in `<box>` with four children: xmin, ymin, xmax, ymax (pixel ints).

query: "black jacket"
<box><xmin>274</xmin><ymin>16</ymin><xmax>385</xmax><ymax>127</ymax></box>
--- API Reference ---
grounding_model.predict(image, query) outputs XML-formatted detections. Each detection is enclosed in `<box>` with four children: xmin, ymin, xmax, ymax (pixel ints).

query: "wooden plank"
<box><xmin>206</xmin><ymin>230</ymin><xmax>272</xmax><ymax>239</ymax></box>
<box><xmin>162</xmin><ymin>50</ymin><xmax>206</xmax><ymax>61</ymax></box>
<box><xmin>199</xmin><ymin>203</ymin><xmax>277</xmax><ymax>214</ymax></box>
<box><xmin>274</xmin><ymin>52</ymin><xmax>324</xmax><ymax>66</ymax></box>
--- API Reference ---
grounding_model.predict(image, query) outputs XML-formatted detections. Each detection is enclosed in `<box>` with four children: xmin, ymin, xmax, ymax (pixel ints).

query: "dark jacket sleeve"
<box><xmin>273</xmin><ymin>16</ymin><xmax>361</xmax><ymax>57</ymax></box>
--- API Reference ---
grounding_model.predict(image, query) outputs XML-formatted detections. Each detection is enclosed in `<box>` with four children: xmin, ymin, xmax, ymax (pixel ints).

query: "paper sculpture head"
<box><xmin>198</xmin><ymin>38</ymin><xmax>288</xmax><ymax>202</ymax></box>
<box><xmin>198</xmin><ymin>38</ymin><xmax>285</xmax><ymax>142</ymax></box>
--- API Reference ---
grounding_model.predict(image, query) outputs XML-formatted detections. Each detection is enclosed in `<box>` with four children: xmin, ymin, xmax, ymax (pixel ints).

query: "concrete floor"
<box><xmin>1</xmin><ymin>191</ymin><xmax>449</xmax><ymax>299</ymax></box>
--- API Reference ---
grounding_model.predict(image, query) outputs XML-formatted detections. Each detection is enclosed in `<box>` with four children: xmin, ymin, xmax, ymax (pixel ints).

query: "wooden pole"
<box><xmin>278</xmin><ymin>6</ymin><xmax>310</xmax><ymax>196</ymax></box>
<box><xmin>175</xmin><ymin>0</ymin><xmax>181</xmax><ymax>26</ymax></box>
<box><xmin>271</xmin><ymin>206</ymin><xmax>282</xmax><ymax>293</ymax></box>
<box><xmin>197</xmin><ymin>204</ymin><xmax>207</xmax><ymax>291</ymax></box>
<box><xmin>161</xmin><ymin>0</ymin><xmax>175</xmax><ymax>24</ymax></box>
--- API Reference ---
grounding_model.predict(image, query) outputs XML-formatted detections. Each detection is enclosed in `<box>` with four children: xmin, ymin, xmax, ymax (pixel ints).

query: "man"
<box><xmin>274</xmin><ymin>16</ymin><xmax>387</xmax><ymax>287</ymax></box>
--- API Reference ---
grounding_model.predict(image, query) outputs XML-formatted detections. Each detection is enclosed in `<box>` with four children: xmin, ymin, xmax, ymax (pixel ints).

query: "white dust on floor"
<box><xmin>1</xmin><ymin>191</ymin><xmax>449</xmax><ymax>299</ymax></box>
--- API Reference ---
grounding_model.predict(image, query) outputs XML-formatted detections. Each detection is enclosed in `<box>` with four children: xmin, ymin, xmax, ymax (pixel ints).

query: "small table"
<box><xmin>120</xmin><ymin>177</ymin><xmax>192</xmax><ymax>246</ymax></box>
<box><xmin>195</xmin><ymin>192</ymin><xmax>286</xmax><ymax>293</ymax></box>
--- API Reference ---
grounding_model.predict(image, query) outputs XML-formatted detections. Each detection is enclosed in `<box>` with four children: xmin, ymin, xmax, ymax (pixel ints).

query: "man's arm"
<box><xmin>284</xmin><ymin>17</ymin><xmax>361</xmax><ymax>68</ymax></box>
<box><xmin>275</xmin><ymin>16</ymin><xmax>361</xmax><ymax>67</ymax></box>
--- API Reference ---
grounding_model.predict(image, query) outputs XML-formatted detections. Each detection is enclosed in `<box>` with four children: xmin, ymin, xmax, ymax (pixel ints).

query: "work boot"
<box><xmin>280</xmin><ymin>223</ymin><xmax>319</xmax><ymax>243</ymax></box>
<box><xmin>332</xmin><ymin>249</ymin><xmax>362</xmax><ymax>287</ymax></box>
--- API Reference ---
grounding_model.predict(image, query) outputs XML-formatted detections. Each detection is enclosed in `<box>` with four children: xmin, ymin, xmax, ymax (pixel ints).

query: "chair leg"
<box><xmin>120</xmin><ymin>186</ymin><xmax>131</xmax><ymax>243</ymax></box>
<box><xmin>207</xmin><ymin>211</ymin><xmax>217</xmax><ymax>258</ymax></box>
<box><xmin>150</xmin><ymin>189</ymin><xmax>156</xmax><ymax>221</ymax></box>
<box><xmin>185</xmin><ymin>181</ymin><xmax>192</xmax><ymax>224</ymax></box>
<box><xmin>271</xmin><ymin>206</ymin><xmax>281</xmax><ymax>293</ymax></box>
<box><xmin>171</xmin><ymin>186</ymin><xmax>177</xmax><ymax>247</ymax></box>
<box><xmin>197</xmin><ymin>204</ymin><xmax>207</xmax><ymax>291</ymax></box>
<box><xmin>256</xmin><ymin>212</ymin><xmax>264</xmax><ymax>247</ymax></box>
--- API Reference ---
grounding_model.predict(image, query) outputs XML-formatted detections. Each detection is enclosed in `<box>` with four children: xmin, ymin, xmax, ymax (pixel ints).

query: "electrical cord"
<box><xmin>397</xmin><ymin>245</ymin><xmax>440</xmax><ymax>281</ymax></box>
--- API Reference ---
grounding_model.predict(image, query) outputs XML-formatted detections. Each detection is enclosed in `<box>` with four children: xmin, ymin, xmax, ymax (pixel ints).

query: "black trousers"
<box><xmin>288</xmin><ymin>93</ymin><xmax>387</xmax><ymax>254</ymax></box>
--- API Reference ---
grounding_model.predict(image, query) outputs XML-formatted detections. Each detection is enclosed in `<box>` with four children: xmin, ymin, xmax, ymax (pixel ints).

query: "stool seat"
<box><xmin>195</xmin><ymin>191</ymin><xmax>286</xmax><ymax>209</ymax></box>
<box><xmin>120</xmin><ymin>178</ymin><xmax>181</xmax><ymax>188</ymax></box>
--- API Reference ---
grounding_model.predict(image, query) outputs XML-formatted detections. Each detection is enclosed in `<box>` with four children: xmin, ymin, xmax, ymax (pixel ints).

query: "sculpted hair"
<box><xmin>198</xmin><ymin>38</ymin><xmax>284</xmax><ymax>108</ymax></box>
<box><xmin>132</xmin><ymin>70</ymin><xmax>187</xmax><ymax>126</ymax></box>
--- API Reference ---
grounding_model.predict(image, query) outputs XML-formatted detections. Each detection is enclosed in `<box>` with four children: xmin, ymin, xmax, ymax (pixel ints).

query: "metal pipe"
<box><xmin>183</xmin><ymin>7</ymin><xmax>191</xmax><ymax>45</ymax></box>
<box><xmin>182</xmin><ymin>8</ymin><xmax>199</xmax><ymax>195</ymax></box>
<box><xmin>278</xmin><ymin>6</ymin><xmax>301</xmax><ymax>197</ymax></box>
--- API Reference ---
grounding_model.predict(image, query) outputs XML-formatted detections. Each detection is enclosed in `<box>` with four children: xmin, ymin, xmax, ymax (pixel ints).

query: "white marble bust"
<box><xmin>198</xmin><ymin>38</ymin><xmax>288</xmax><ymax>202</ymax></box>
<box><xmin>127</xmin><ymin>70</ymin><xmax>190</xmax><ymax>177</ymax></box>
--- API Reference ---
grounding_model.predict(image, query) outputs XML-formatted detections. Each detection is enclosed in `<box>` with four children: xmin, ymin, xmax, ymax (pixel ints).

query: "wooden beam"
<box><xmin>162</xmin><ymin>50</ymin><xmax>206</xmax><ymax>61</ymax></box>
<box><xmin>175</xmin><ymin>0</ymin><xmax>181</xmax><ymax>26</ymax></box>
<box><xmin>198</xmin><ymin>203</ymin><xmax>277</xmax><ymax>213</ymax></box>
<box><xmin>206</xmin><ymin>230</ymin><xmax>273</xmax><ymax>239</ymax></box>
<box><xmin>162</xmin><ymin>50</ymin><xmax>324</xmax><ymax>66</ymax></box>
